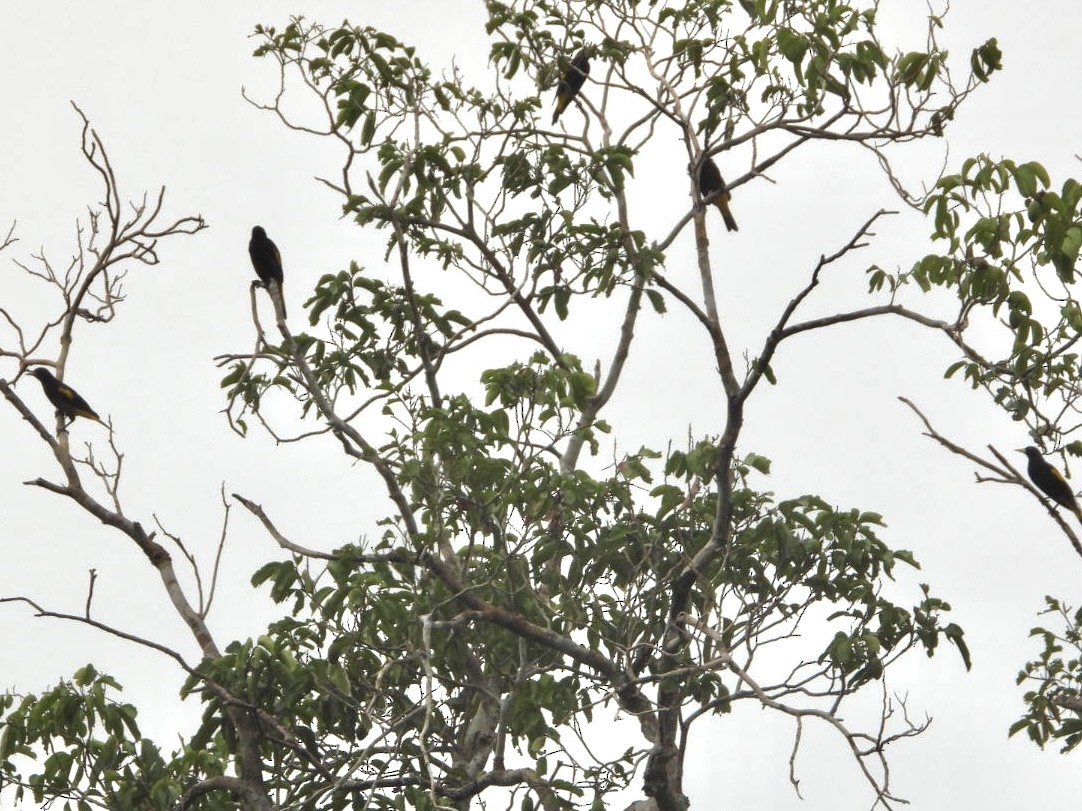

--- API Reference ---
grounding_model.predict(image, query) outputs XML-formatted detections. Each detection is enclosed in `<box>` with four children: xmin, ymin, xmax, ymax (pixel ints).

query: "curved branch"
<box><xmin>232</xmin><ymin>492</ymin><xmax>417</xmax><ymax>564</ymax></box>
<box><xmin>178</xmin><ymin>775</ymin><xmax>263</xmax><ymax>811</ymax></box>
<box><xmin>741</xmin><ymin>209</ymin><xmax>894</xmax><ymax>404</ymax></box>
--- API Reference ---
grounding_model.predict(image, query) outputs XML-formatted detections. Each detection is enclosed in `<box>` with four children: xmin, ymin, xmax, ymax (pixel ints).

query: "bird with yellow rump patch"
<box><xmin>29</xmin><ymin>367</ymin><xmax>101</xmax><ymax>428</ymax></box>
<box><xmin>697</xmin><ymin>155</ymin><xmax>738</xmax><ymax>232</ymax></box>
<box><xmin>1022</xmin><ymin>446</ymin><xmax>1082</xmax><ymax>526</ymax></box>
<box><xmin>551</xmin><ymin>49</ymin><xmax>591</xmax><ymax>125</ymax></box>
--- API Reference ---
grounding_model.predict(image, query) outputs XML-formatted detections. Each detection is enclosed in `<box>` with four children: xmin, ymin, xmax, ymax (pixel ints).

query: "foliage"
<box><xmin>0</xmin><ymin>666</ymin><xmax>210</xmax><ymax>810</ymax></box>
<box><xmin>1012</xmin><ymin>598</ymin><xmax>1082</xmax><ymax>754</ymax></box>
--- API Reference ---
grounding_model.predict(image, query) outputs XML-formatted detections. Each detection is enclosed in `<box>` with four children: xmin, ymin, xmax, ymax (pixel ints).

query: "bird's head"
<box><xmin>29</xmin><ymin>367</ymin><xmax>53</xmax><ymax>382</ymax></box>
<box><xmin>252</xmin><ymin>226</ymin><xmax>266</xmax><ymax>239</ymax></box>
<box><xmin>1021</xmin><ymin>446</ymin><xmax>1042</xmax><ymax>460</ymax></box>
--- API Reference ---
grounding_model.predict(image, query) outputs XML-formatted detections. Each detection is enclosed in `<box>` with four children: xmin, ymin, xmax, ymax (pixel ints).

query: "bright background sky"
<box><xmin>2</xmin><ymin>2</ymin><xmax>1081</xmax><ymax>809</ymax></box>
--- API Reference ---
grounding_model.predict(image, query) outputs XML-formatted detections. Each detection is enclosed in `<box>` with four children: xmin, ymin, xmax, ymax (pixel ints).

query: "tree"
<box><xmin>16</xmin><ymin>1</ymin><xmax>1082</xmax><ymax>809</ymax></box>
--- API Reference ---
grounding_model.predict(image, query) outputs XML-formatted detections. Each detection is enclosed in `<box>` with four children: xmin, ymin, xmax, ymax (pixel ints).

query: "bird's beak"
<box><xmin>1015</xmin><ymin>447</ymin><xmax>1028</xmax><ymax>454</ymax></box>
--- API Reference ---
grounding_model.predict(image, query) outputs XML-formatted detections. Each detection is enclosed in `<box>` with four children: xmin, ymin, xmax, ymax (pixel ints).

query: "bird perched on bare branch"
<box><xmin>248</xmin><ymin>225</ymin><xmax>286</xmax><ymax>318</ymax></box>
<box><xmin>29</xmin><ymin>367</ymin><xmax>101</xmax><ymax>427</ymax></box>
<box><xmin>697</xmin><ymin>156</ymin><xmax>738</xmax><ymax>232</ymax></box>
<box><xmin>1023</xmin><ymin>446</ymin><xmax>1082</xmax><ymax>525</ymax></box>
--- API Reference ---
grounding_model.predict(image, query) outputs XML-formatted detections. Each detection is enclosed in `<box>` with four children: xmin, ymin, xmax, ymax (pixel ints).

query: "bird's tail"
<box><xmin>270</xmin><ymin>281</ymin><xmax>287</xmax><ymax>321</ymax></box>
<box><xmin>552</xmin><ymin>94</ymin><xmax>568</xmax><ymax>124</ymax></box>
<box><xmin>714</xmin><ymin>198</ymin><xmax>739</xmax><ymax>232</ymax></box>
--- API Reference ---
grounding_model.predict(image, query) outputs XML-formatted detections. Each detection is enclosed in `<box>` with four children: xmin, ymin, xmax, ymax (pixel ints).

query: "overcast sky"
<box><xmin>2</xmin><ymin>2</ymin><xmax>1082</xmax><ymax>809</ymax></box>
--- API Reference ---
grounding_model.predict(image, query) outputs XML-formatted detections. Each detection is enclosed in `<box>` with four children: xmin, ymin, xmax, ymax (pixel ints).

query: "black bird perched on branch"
<box><xmin>697</xmin><ymin>156</ymin><xmax>738</xmax><ymax>232</ymax></box>
<box><xmin>29</xmin><ymin>367</ymin><xmax>101</xmax><ymax>426</ymax></box>
<box><xmin>1023</xmin><ymin>446</ymin><xmax>1082</xmax><ymax>524</ymax></box>
<box><xmin>551</xmin><ymin>49</ymin><xmax>591</xmax><ymax>124</ymax></box>
<box><xmin>248</xmin><ymin>225</ymin><xmax>286</xmax><ymax>318</ymax></box>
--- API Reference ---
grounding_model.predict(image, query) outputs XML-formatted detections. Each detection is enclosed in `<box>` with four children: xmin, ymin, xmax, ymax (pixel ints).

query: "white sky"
<box><xmin>2</xmin><ymin>2</ymin><xmax>1081</xmax><ymax>809</ymax></box>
